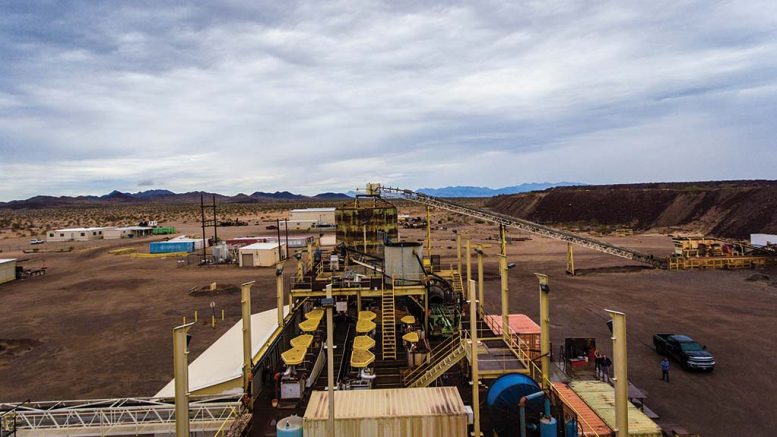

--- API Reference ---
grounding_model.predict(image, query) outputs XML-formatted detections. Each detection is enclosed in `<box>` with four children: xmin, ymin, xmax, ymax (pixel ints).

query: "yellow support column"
<box><xmin>241</xmin><ymin>281</ymin><xmax>255</xmax><ymax>392</ymax></box>
<box><xmin>457</xmin><ymin>234</ymin><xmax>462</xmax><ymax>274</ymax></box>
<box><xmin>476</xmin><ymin>245</ymin><xmax>485</xmax><ymax>317</ymax></box>
<box><xmin>535</xmin><ymin>273</ymin><xmax>550</xmax><ymax>389</ymax></box>
<box><xmin>426</xmin><ymin>206</ymin><xmax>432</xmax><ymax>259</ymax></box>
<box><xmin>325</xmin><ymin>284</ymin><xmax>335</xmax><ymax>437</ymax></box>
<box><xmin>466</xmin><ymin>240</ymin><xmax>472</xmax><ymax>291</ymax></box>
<box><xmin>606</xmin><ymin>309</ymin><xmax>629</xmax><ymax>437</ymax></box>
<box><xmin>173</xmin><ymin>321</ymin><xmax>195</xmax><ymax>437</ymax></box>
<box><xmin>276</xmin><ymin>262</ymin><xmax>285</xmax><ymax>327</ymax></box>
<box><xmin>469</xmin><ymin>278</ymin><xmax>481</xmax><ymax>437</ymax></box>
<box><xmin>566</xmin><ymin>243</ymin><xmax>575</xmax><ymax>276</ymax></box>
<box><xmin>499</xmin><ymin>226</ymin><xmax>508</xmax><ymax>340</ymax></box>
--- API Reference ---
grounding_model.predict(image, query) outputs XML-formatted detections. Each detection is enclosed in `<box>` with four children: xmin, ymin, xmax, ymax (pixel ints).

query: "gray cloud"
<box><xmin>1</xmin><ymin>1</ymin><xmax>776</xmax><ymax>200</ymax></box>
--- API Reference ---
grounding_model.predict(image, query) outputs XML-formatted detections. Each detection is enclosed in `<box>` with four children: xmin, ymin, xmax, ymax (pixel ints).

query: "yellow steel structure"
<box><xmin>290</xmin><ymin>334</ymin><xmax>313</xmax><ymax>349</ymax></box>
<box><xmin>468</xmin><ymin>278</ymin><xmax>481</xmax><ymax>437</ymax></box>
<box><xmin>456</xmin><ymin>234</ymin><xmax>462</xmax><ymax>274</ymax></box>
<box><xmin>535</xmin><ymin>273</ymin><xmax>551</xmax><ymax>389</ymax></box>
<box><xmin>306</xmin><ymin>308</ymin><xmax>324</xmax><ymax>321</ymax></box>
<box><xmin>353</xmin><ymin>335</ymin><xmax>376</xmax><ymax>350</ymax></box>
<box><xmin>281</xmin><ymin>346</ymin><xmax>307</xmax><ymax>366</ymax></box>
<box><xmin>476</xmin><ymin>244</ymin><xmax>486</xmax><ymax>316</ymax></box>
<box><xmin>299</xmin><ymin>318</ymin><xmax>321</xmax><ymax>332</ymax></box>
<box><xmin>358</xmin><ymin>310</ymin><xmax>376</xmax><ymax>321</ymax></box>
<box><xmin>566</xmin><ymin>243</ymin><xmax>575</xmax><ymax>276</ymax></box>
<box><xmin>402</xmin><ymin>332</ymin><xmax>419</xmax><ymax>343</ymax></box>
<box><xmin>240</xmin><ymin>281</ymin><xmax>255</xmax><ymax>394</ymax></box>
<box><xmin>173</xmin><ymin>321</ymin><xmax>195</xmax><ymax>437</ymax></box>
<box><xmin>276</xmin><ymin>263</ymin><xmax>285</xmax><ymax>327</ymax></box>
<box><xmin>381</xmin><ymin>280</ymin><xmax>397</xmax><ymax>360</ymax></box>
<box><xmin>356</xmin><ymin>319</ymin><xmax>376</xmax><ymax>334</ymax></box>
<box><xmin>350</xmin><ymin>349</ymin><xmax>376</xmax><ymax>368</ymax></box>
<box><xmin>605</xmin><ymin>309</ymin><xmax>629</xmax><ymax>437</ymax></box>
<box><xmin>325</xmin><ymin>284</ymin><xmax>335</xmax><ymax>437</ymax></box>
<box><xmin>400</xmin><ymin>315</ymin><xmax>415</xmax><ymax>325</ymax></box>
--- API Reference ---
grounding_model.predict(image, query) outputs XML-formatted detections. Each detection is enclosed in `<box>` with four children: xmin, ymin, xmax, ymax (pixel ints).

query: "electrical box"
<box><xmin>281</xmin><ymin>378</ymin><xmax>304</xmax><ymax>399</ymax></box>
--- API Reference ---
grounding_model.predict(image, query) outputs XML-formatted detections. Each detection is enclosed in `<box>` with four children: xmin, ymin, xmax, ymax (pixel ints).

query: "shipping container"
<box><xmin>303</xmin><ymin>387</ymin><xmax>467</xmax><ymax>437</ymax></box>
<box><xmin>149</xmin><ymin>241</ymin><xmax>195</xmax><ymax>254</ymax></box>
<box><xmin>569</xmin><ymin>380</ymin><xmax>661</xmax><ymax>437</ymax></box>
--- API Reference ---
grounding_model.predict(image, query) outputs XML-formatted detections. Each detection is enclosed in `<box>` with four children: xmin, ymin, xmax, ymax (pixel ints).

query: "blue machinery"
<box><xmin>487</xmin><ymin>373</ymin><xmax>578</xmax><ymax>437</ymax></box>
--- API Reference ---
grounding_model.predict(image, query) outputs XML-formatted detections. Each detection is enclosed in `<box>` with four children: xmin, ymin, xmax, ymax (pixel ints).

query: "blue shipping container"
<box><xmin>149</xmin><ymin>241</ymin><xmax>195</xmax><ymax>253</ymax></box>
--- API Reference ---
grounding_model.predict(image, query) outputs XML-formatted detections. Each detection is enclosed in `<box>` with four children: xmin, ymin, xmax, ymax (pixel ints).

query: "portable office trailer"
<box><xmin>46</xmin><ymin>227</ymin><xmax>106</xmax><ymax>242</ymax></box>
<box><xmin>289</xmin><ymin>207</ymin><xmax>336</xmax><ymax>225</ymax></box>
<box><xmin>280</xmin><ymin>220</ymin><xmax>318</xmax><ymax>231</ymax></box>
<box><xmin>103</xmin><ymin>226</ymin><xmax>154</xmax><ymax>240</ymax></box>
<box><xmin>303</xmin><ymin>387</ymin><xmax>467</xmax><ymax>437</ymax></box>
<box><xmin>0</xmin><ymin>259</ymin><xmax>16</xmax><ymax>285</ymax></box>
<box><xmin>238</xmin><ymin>242</ymin><xmax>287</xmax><ymax>267</ymax></box>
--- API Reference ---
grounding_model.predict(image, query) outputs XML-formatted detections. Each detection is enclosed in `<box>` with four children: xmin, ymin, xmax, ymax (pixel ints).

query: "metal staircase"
<box><xmin>451</xmin><ymin>271</ymin><xmax>464</xmax><ymax>296</ymax></box>
<box><xmin>381</xmin><ymin>280</ymin><xmax>397</xmax><ymax>360</ymax></box>
<box><xmin>403</xmin><ymin>335</ymin><xmax>466</xmax><ymax>388</ymax></box>
<box><xmin>377</xmin><ymin>185</ymin><xmax>663</xmax><ymax>268</ymax></box>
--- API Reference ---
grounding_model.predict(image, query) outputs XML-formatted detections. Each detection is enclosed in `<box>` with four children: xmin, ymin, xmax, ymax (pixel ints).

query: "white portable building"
<box><xmin>289</xmin><ymin>207</ymin><xmax>336</xmax><ymax>225</ymax></box>
<box><xmin>103</xmin><ymin>226</ymin><xmax>154</xmax><ymax>239</ymax></box>
<box><xmin>0</xmin><ymin>259</ymin><xmax>16</xmax><ymax>284</ymax></box>
<box><xmin>47</xmin><ymin>227</ymin><xmax>106</xmax><ymax>242</ymax></box>
<box><xmin>239</xmin><ymin>242</ymin><xmax>287</xmax><ymax>267</ymax></box>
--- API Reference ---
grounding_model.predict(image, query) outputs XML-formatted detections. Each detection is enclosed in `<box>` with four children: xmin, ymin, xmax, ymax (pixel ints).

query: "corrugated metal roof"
<box><xmin>240</xmin><ymin>242</ymin><xmax>285</xmax><ymax>250</ymax></box>
<box><xmin>485</xmin><ymin>314</ymin><xmax>541</xmax><ymax>335</ymax></box>
<box><xmin>305</xmin><ymin>387</ymin><xmax>466</xmax><ymax>420</ymax></box>
<box><xmin>552</xmin><ymin>382</ymin><xmax>612</xmax><ymax>436</ymax></box>
<box><xmin>53</xmin><ymin>227</ymin><xmax>106</xmax><ymax>232</ymax></box>
<box><xmin>0</xmin><ymin>258</ymin><xmax>16</xmax><ymax>264</ymax></box>
<box><xmin>570</xmin><ymin>381</ymin><xmax>662</xmax><ymax>437</ymax></box>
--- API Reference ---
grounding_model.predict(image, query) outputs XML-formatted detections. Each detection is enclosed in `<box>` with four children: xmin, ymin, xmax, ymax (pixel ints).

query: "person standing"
<box><xmin>594</xmin><ymin>351</ymin><xmax>603</xmax><ymax>379</ymax></box>
<box><xmin>601</xmin><ymin>354</ymin><xmax>612</xmax><ymax>383</ymax></box>
<box><xmin>661</xmin><ymin>357</ymin><xmax>670</xmax><ymax>382</ymax></box>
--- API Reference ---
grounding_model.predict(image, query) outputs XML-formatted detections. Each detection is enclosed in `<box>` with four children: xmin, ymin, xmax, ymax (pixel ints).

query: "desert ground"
<box><xmin>1</xmin><ymin>204</ymin><xmax>776</xmax><ymax>436</ymax></box>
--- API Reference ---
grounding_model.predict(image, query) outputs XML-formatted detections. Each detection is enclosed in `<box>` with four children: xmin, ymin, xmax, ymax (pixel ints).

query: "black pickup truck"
<box><xmin>653</xmin><ymin>334</ymin><xmax>715</xmax><ymax>371</ymax></box>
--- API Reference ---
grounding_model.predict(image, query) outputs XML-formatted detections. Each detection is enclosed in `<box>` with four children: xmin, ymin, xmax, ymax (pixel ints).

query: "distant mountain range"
<box><xmin>416</xmin><ymin>182</ymin><xmax>583</xmax><ymax>197</ymax></box>
<box><xmin>0</xmin><ymin>183</ymin><xmax>581</xmax><ymax>208</ymax></box>
<box><xmin>0</xmin><ymin>189</ymin><xmax>352</xmax><ymax>209</ymax></box>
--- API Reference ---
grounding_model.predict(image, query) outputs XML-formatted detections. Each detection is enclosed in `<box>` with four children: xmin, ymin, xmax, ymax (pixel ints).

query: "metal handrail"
<box><xmin>402</xmin><ymin>334</ymin><xmax>461</xmax><ymax>385</ymax></box>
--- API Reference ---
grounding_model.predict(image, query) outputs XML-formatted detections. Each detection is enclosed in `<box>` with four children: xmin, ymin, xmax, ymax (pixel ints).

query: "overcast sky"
<box><xmin>1</xmin><ymin>1</ymin><xmax>776</xmax><ymax>200</ymax></box>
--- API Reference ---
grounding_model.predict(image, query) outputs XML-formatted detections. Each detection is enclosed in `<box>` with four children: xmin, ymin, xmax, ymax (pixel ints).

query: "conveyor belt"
<box><xmin>378</xmin><ymin>185</ymin><xmax>663</xmax><ymax>268</ymax></box>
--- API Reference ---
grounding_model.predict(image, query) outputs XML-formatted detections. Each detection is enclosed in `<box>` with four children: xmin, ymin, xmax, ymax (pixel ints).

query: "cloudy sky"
<box><xmin>1</xmin><ymin>1</ymin><xmax>776</xmax><ymax>200</ymax></box>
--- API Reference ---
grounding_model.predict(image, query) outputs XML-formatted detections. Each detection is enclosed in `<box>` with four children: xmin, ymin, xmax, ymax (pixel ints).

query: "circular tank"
<box><xmin>276</xmin><ymin>415</ymin><xmax>303</xmax><ymax>437</ymax></box>
<box><xmin>487</xmin><ymin>373</ymin><xmax>544</xmax><ymax>436</ymax></box>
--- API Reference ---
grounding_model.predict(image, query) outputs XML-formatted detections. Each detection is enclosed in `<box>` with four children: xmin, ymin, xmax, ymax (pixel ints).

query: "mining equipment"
<box><xmin>2</xmin><ymin>183</ymin><xmax>680</xmax><ymax>436</ymax></box>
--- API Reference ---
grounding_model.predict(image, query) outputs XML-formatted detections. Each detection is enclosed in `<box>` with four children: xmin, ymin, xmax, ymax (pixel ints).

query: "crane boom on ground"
<box><xmin>376</xmin><ymin>185</ymin><xmax>664</xmax><ymax>268</ymax></box>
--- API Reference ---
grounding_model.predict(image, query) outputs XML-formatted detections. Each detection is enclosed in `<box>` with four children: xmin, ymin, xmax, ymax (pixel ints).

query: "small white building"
<box><xmin>239</xmin><ymin>242</ymin><xmax>287</xmax><ymax>267</ymax></box>
<box><xmin>751</xmin><ymin>233</ymin><xmax>777</xmax><ymax>247</ymax></box>
<box><xmin>289</xmin><ymin>207</ymin><xmax>336</xmax><ymax>226</ymax></box>
<box><xmin>47</xmin><ymin>227</ymin><xmax>106</xmax><ymax>242</ymax></box>
<box><xmin>279</xmin><ymin>220</ymin><xmax>319</xmax><ymax>231</ymax></box>
<box><xmin>169</xmin><ymin>235</ymin><xmax>210</xmax><ymax>250</ymax></box>
<box><xmin>103</xmin><ymin>226</ymin><xmax>154</xmax><ymax>240</ymax></box>
<box><xmin>0</xmin><ymin>259</ymin><xmax>16</xmax><ymax>284</ymax></box>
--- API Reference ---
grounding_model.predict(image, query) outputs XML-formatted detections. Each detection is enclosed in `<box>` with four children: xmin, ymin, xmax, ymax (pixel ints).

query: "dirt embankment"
<box><xmin>486</xmin><ymin>180</ymin><xmax>777</xmax><ymax>238</ymax></box>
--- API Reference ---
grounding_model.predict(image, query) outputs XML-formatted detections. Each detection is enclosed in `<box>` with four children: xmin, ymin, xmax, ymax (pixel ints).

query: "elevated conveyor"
<box><xmin>377</xmin><ymin>185</ymin><xmax>663</xmax><ymax>268</ymax></box>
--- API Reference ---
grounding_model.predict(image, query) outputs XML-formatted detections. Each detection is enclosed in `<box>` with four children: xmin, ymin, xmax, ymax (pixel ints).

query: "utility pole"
<box><xmin>476</xmin><ymin>245</ymin><xmax>485</xmax><ymax>317</ymax></box>
<box><xmin>426</xmin><ymin>206</ymin><xmax>432</xmax><ymax>259</ymax></box>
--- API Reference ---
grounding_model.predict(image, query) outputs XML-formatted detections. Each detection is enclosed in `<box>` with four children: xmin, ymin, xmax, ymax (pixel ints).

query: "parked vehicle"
<box><xmin>653</xmin><ymin>334</ymin><xmax>715</xmax><ymax>370</ymax></box>
<box><xmin>30</xmin><ymin>239</ymin><xmax>45</xmax><ymax>245</ymax></box>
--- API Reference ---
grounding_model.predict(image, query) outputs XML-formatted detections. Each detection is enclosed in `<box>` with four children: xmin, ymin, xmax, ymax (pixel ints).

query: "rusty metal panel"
<box><xmin>336</xmin><ymin>205</ymin><xmax>398</xmax><ymax>255</ymax></box>
<box><xmin>304</xmin><ymin>387</ymin><xmax>467</xmax><ymax>437</ymax></box>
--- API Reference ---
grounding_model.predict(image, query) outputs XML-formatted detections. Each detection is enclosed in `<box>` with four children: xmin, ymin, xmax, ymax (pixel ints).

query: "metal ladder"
<box><xmin>403</xmin><ymin>335</ymin><xmax>465</xmax><ymax>388</ymax></box>
<box><xmin>451</xmin><ymin>271</ymin><xmax>464</xmax><ymax>296</ymax></box>
<box><xmin>381</xmin><ymin>280</ymin><xmax>397</xmax><ymax>360</ymax></box>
